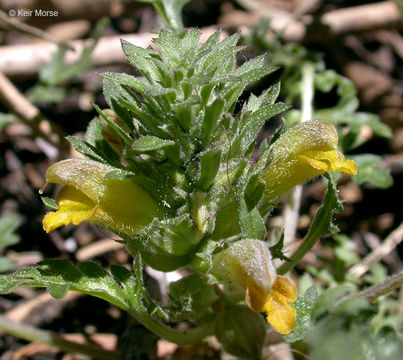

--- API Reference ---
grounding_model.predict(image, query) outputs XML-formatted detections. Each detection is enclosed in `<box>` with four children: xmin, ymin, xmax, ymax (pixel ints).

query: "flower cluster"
<box><xmin>41</xmin><ymin>29</ymin><xmax>357</xmax><ymax>351</ymax></box>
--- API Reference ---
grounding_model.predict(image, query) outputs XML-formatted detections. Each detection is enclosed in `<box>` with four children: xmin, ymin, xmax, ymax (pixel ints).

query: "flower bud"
<box><xmin>42</xmin><ymin>159</ymin><xmax>162</xmax><ymax>235</ymax></box>
<box><xmin>259</xmin><ymin>120</ymin><xmax>357</xmax><ymax>200</ymax></box>
<box><xmin>212</xmin><ymin>240</ymin><xmax>276</xmax><ymax>312</ymax></box>
<box><xmin>100</xmin><ymin>109</ymin><xmax>131</xmax><ymax>155</ymax></box>
<box><xmin>212</xmin><ymin>240</ymin><xmax>297</xmax><ymax>335</ymax></box>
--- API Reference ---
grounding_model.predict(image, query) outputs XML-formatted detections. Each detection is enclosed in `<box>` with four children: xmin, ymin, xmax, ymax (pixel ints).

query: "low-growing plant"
<box><xmin>0</xmin><ymin>2</ymin><xmax>401</xmax><ymax>359</ymax></box>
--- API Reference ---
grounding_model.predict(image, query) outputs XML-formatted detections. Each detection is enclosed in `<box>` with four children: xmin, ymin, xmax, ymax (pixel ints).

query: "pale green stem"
<box><xmin>0</xmin><ymin>315</ymin><xmax>121</xmax><ymax>360</ymax></box>
<box><xmin>283</xmin><ymin>62</ymin><xmax>315</xmax><ymax>246</ymax></box>
<box><xmin>278</xmin><ymin>224</ymin><xmax>320</xmax><ymax>275</ymax></box>
<box><xmin>128</xmin><ymin>304</ymin><xmax>214</xmax><ymax>346</ymax></box>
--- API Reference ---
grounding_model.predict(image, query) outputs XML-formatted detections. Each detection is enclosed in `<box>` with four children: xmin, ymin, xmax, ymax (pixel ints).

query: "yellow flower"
<box><xmin>212</xmin><ymin>240</ymin><xmax>297</xmax><ymax>335</ymax></box>
<box><xmin>42</xmin><ymin>159</ymin><xmax>162</xmax><ymax>235</ymax></box>
<box><xmin>259</xmin><ymin>120</ymin><xmax>357</xmax><ymax>200</ymax></box>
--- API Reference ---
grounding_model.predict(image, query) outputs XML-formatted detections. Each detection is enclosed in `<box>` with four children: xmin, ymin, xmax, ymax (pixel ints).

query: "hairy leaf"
<box><xmin>284</xmin><ymin>286</ymin><xmax>318</xmax><ymax>343</ymax></box>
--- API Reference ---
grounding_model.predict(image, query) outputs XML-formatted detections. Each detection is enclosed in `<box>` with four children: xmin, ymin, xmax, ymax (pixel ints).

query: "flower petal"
<box><xmin>259</xmin><ymin>121</ymin><xmax>357</xmax><ymax>200</ymax></box>
<box><xmin>300</xmin><ymin>150</ymin><xmax>357</xmax><ymax>175</ymax></box>
<box><xmin>263</xmin><ymin>276</ymin><xmax>297</xmax><ymax>335</ymax></box>
<box><xmin>43</xmin><ymin>186</ymin><xmax>96</xmax><ymax>233</ymax></box>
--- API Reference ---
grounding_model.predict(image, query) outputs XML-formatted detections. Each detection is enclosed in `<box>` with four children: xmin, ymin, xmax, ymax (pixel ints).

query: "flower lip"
<box><xmin>42</xmin><ymin>186</ymin><xmax>97</xmax><ymax>233</ymax></box>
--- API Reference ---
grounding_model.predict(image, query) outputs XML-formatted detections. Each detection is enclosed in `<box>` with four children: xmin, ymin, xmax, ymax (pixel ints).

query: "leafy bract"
<box><xmin>284</xmin><ymin>286</ymin><xmax>318</xmax><ymax>343</ymax></box>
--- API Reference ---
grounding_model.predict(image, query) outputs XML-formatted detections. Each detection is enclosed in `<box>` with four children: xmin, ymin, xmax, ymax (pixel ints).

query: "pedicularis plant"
<box><xmin>1</xmin><ymin>1</ymin><xmax>374</xmax><ymax>359</ymax></box>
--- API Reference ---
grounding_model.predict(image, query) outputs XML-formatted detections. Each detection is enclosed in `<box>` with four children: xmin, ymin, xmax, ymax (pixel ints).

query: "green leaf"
<box><xmin>66</xmin><ymin>136</ymin><xmax>108</xmax><ymax>163</ymax></box>
<box><xmin>302</xmin><ymin>174</ymin><xmax>343</xmax><ymax>239</ymax></box>
<box><xmin>132</xmin><ymin>136</ymin><xmax>175</xmax><ymax>152</ymax></box>
<box><xmin>41</xmin><ymin>197</ymin><xmax>58</xmax><ymax>211</ymax></box>
<box><xmin>284</xmin><ymin>286</ymin><xmax>318</xmax><ymax>343</ymax></box>
<box><xmin>239</xmin><ymin>103</ymin><xmax>289</xmax><ymax>153</ymax></box>
<box><xmin>244</xmin><ymin>175</ymin><xmax>265</xmax><ymax>210</ymax></box>
<box><xmin>215</xmin><ymin>304</ymin><xmax>267</xmax><ymax>360</ymax></box>
<box><xmin>198</xmin><ymin>149</ymin><xmax>222</xmax><ymax>191</ymax></box>
<box><xmin>168</xmin><ymin>274</ymin><xmax>217</xmax><ymax>321</ymax></box>
<box><xmin>246</xmin><ymin>83</ymin><xmax>280</xmax><ymax>113</ymax></box>
<box><xmin>312</xmin><ymin>71</ymin><xmax>392</xmax><ymax>151</ymax></box>
<box><xmin>0</xmin><ymin>259</ymin><xmax>128</xmax><ymax>310</ymax></box>
<box><xmin>238</xmin><ymin>196</ymin><xmax>266</xmax><ymax>240</ymax></box>
<box><xmin>312</xmin><ymin>286</ymin><xmax>351</xmax><ymax>319</ymax></box>
<box><xmin>127</xmin><ymin>215</ymin><xmax>203</xmax><ymax>271</ymax></box>
<box><xmin>84</xmin><ymin>117</ymin><xmax>122</xmax><ymax>166</ymax></box>
<box><xmin>278</xmin><ymin>174</ymin><xmax>343</xmax><ymax>275</ymax></box>
<box><xmin>201</xmin><ymin>98</ymin><xmax>225</xmax><ymax>145</ymax></box>
<box><xmin>0</xmin><ymin>214</ymin><xmax>21</xmax><ymax>249</ymax></box>
<box><xmin>100</xmin><ymin>72</ymin><xmax>147</xmax><ymax>93</ymax></box>
<box><xmin>306</xmin><ymin>296</ymin><xmax>383</xmax><ymax>360</ymax></box>
<box><xmin>352</xmin><ymin>154</ymin><xmax>393</xmax><ymax>189</ymax></box>
<box><xmin>198</xmin><ymin>33</ymin><xmax>243</xmax><ymax>76</ymax></box>
<box><xmin>92</xmin><ymin>104</ymin><xmax>132</xmax><ymax>146</ymax></box>
<box><xmin>137</xmin><ymin>0</ymin><xmax>190</xmax><ymax>33</ymax></box>
<box><xmin>26</xmin><ymin>85</ymin><xmax>67</xmax><ymax>104</ymax></box>
<box><xmin>333</xmin><ymin>234</ymin><xmax>360</xmax><ymax>267</ymax></box>
<box><xmin>269</xmin><ymin>233</ymin><xmax>291</xmax><ymax>261</ymax></box>
<box><xmin>222</xmin><ymin>56</ymin><xmax>278</xmax><ymax>112</ymax></box>
<box><xmin>38</xmin><ymin>18</ymin><xmax>108</xmax><ymax>86</ymax></box>
<box><xmin>237</xmin><ymin>58</ymin><xmax>277</xmax><ymax>84</ymax></box>
<box><xmin>199</xmin><ymin>83</ymin><xmax>215</xmax><ymax>108</ymax></box>
<box><xmin>121</xmin><ymin>40</ymin><xmax>160</xmax><ymax>84</ymax></box>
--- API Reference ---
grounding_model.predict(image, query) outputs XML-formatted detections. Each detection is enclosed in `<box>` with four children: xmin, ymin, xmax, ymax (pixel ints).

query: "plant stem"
<box><xmin>0</xmin><ymin>315</ymin><xmax>121</xmax><ymax>360</ymax></box>
<box><xmin>355</xmin><ymin>270</ymin><xmax>403</xmax><ymax>302</ymax></box>
<box><xmin>283</xmin><ymin>62</ymin><xmax>315</xmax><ymax>246</ymax></box>
<box><xmin>278</xmin><ymin>174</ymin><xmax>339</xmax><ymax>275</ymax></box>
<box><xmin>128</xmin><ymin>305</ymin><xmax>214</xmax><ymax>346</ymax></box>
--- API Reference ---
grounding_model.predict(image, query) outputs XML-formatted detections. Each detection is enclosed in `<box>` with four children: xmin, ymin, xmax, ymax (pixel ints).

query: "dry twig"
<box><xmin>0</xmin><ymin>26</ymin><xmax>221</xmax><ymax>77</ymax></box>
<box><xmin>219</xmin><ymin>1</ymin><xmax>402</xmax><ymax>43</ymax></box>
<box><xmin>0</xmin><ymin>71</ymin><xmax>68</xmax><ymax>157</ymax></box>
<box><xmin>0</xmin><ymin>315</ymin><xmax>122</xmax><ymax>360</ymax></box>
<box><xmin>75</xmin><ymin>238</ymin><xmax>125</xmax><ymax>261</ymax></box>
<box><xmin>348</xmin><ymin>223</ymin><xmax>403</xmax><ymax>278</ymax></box>
<box><xmin>0</xmin><ymin>10</ymin><xmax>74</xmax><ymax>50</ymax></box>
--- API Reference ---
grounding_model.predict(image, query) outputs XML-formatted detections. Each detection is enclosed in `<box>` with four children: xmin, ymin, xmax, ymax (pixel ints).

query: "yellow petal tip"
<box><xmin>263</xmin><ymin>276</ymin><xmax>298</xmax><ymax>335</ymax></box>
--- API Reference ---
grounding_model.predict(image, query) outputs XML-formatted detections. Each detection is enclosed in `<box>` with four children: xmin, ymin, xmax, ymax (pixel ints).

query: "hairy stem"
<box><xmin>354</xmin><ymin>270</ymin><xmax>403</xmax><ymax>302</ymax></box>
<box><xmin>278</xmin><ymin>174</ymin><xmax>340</xmax><ymax>275</ymax></box>
<box><xmin>128</xmin><ymin>305</ymin><xmax>214</xmax><ymax>346</ymax></box>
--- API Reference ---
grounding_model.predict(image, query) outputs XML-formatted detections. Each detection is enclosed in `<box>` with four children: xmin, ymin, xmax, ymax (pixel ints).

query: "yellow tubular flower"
<box><xmin>259</xmin><ymin>120</ymin><xmax>357</xmax><ymax>200</ymax></box>
<box><xmin>212</xmin><ymin>240</ymin><xmax>297</xmax><ymax>335</ymax></box>
<box><xmin>42</xmin><ymin>159</ymin><xmax>162</xmax><ymax>235</ymax></box>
